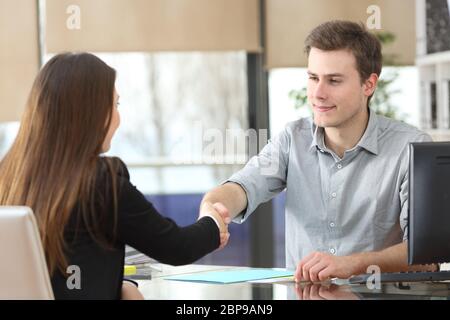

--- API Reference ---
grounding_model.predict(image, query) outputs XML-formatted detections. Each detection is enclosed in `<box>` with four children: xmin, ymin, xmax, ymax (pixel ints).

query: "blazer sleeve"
<box><xmin>113</xmin><ymin>160</ymin><xmax>220</xmax><ymax>265</ymax></box>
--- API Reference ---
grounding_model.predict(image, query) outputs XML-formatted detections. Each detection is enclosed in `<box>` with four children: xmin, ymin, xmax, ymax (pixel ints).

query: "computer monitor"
<box><xmin>408</xmin><ymin>141</ymin><xmax>450</xmax><ymax>265</ymax></box>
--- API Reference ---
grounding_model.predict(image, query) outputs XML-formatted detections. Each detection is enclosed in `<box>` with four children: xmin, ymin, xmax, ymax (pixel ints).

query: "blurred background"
<box><xmin>1</xmin><ymin>0</ymin><xmax>449</xmax><ymax>268</ymax></box>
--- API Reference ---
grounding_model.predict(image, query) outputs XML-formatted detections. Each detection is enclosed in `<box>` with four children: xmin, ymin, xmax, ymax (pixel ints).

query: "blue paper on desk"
<box><xmin>164</xmin><ymin>268</ymin><xmax>294</xmax><ymax>284</ymax></box>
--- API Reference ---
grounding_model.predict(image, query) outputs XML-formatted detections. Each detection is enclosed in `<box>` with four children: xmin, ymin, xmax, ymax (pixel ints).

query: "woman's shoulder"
<box><xmin>97</xmin><ymin>156</ymin><xmax>130</xmax><ymax>181</ymax></box>
<box><xmin>96</xmin><ymin>157</ymin><xmax>154</xmax><ymax>217</ymax></box>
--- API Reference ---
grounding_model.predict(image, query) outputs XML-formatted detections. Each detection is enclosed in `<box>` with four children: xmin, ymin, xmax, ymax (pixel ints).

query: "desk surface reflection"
<box><xmin>135</xmin><ymin>264</ymin><xmax>450</xmax><ymax>300</ymax></box>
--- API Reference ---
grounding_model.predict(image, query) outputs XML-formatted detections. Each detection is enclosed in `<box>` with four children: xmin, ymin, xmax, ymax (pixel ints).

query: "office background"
<box><xmin>1</xmin><ymin>0</ymin><xmax>450</xmax><ymax>268</ymax></box>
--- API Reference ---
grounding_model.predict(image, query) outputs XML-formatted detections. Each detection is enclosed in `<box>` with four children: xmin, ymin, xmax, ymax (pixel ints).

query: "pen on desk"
<box><xmin>124</xmin><ymin>265</ymin><xmax>138</xmax><ymax>276</ymax></box>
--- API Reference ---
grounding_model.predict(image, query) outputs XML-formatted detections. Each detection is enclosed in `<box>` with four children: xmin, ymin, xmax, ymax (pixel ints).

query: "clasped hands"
<box><xmin>199</xmin><ymin>202</ymin><xmax>231</xmax><ymax>249</ymax></box>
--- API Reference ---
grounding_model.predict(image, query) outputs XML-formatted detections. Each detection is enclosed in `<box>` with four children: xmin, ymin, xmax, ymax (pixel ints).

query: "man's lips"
<box><xmin>314</xmin><ymin>105</ymin><xmax>336</xmax><ymax>112</ymax></box>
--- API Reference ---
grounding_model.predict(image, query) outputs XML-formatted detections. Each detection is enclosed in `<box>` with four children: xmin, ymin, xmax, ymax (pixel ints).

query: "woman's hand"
<box><xmin>121</xmin><ymin>280</ymin><xmax>144</xmax><ymax>300</ymax></box>
<box><xmin>199</xmin><ymin>201</ymin><xmax>231</xmax><ymax>249</ymax></box>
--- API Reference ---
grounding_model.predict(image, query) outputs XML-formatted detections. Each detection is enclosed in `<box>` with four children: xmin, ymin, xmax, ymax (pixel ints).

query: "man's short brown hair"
<box><xmin>304</xmin><ymin>20</ymin><xmax>382</xmax><ymax>83</ymax></box>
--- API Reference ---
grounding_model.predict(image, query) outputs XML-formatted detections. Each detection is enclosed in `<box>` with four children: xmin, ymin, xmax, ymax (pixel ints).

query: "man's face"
<box><xmin>307</xmin><ymin>48</ymin><xmax>370</xmax><ymax>129</ymax></box>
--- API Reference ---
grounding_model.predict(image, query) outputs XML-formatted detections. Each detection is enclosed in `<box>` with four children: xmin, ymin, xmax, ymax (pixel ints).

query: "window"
<box><xmin>0</xmin><ymin>122</ymin><xmax>20</xmax><ymax>159</ymax></box>
<box><xmin>42</xmin><ymin>52</ymin><xmax>249</xmax><ymax>194</ymax></box>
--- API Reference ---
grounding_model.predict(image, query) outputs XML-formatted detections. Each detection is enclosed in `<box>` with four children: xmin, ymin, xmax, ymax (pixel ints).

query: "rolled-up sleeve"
<box><xmin>400</xmin><ymin>133</ymin><xmax>433</xmax><ymax>241</ymax></box>
<box><xmin>226</xmin><ymin>127</ymin><xmax>291</xmax><ymax>223</ymax></box>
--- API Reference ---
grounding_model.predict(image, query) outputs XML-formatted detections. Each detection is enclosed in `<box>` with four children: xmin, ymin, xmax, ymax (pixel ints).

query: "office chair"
<box><xmin>0</xmin><ymin>206</ymin><xmax>54</xmax><ymax>299</ymax></box>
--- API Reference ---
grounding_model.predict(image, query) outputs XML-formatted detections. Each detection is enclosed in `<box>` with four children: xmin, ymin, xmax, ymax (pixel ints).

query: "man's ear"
<box><xmin>363</xmin><ymin>73</ymin><xmax>379</xmax><ymax>97</ymax></box>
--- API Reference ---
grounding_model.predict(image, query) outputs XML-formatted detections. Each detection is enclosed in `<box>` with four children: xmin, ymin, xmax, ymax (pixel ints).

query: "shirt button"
<box><xmin>331</xmin><ymin>192</ymin><xmax>337</xmax><ymax>198</ymax></box>
<box><xmin>329</xmin><ymin>248</ymin><xmax>336</xmax><ymax>255</ymax></box>
<box><xmin>329</xmin><ymin>222</ymin><xmax>335</xmax><ymax>228</ymax></box>
<box><xmin>337</xmin><ymin>164</ymin><xmax>342</xmax><ymax>169</ymax></box>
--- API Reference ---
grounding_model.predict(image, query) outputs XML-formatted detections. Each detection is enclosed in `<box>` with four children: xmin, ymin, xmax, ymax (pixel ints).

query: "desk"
<box><xmin>135</xmin><ymin>264</ymin><xmax>450</xmax><ymax>300</ymax></box>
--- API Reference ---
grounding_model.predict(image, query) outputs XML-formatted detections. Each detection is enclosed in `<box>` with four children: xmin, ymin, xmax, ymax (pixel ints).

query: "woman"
<box><xmin>0</xmin><ymin>52</ymin><xmax>230</xmax><ymax>299</ymax></box>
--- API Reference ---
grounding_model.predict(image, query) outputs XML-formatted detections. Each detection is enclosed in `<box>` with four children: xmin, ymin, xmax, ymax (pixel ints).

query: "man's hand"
<box><xmin>294</xmin><ymin>252</ymin><xmax>363</xmax><ymax>282</ymax></box>
<box><xmin>199</xmin><ymin>201</ymin><xmax>231</xmax><ymax>249</ymax></box>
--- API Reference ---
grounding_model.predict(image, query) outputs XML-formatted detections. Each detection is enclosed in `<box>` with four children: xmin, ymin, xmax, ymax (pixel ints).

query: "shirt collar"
<box><xmin>308</xmin><ymin>122</ymin><xmax>325</xmax><ymax>153</ymax></box>
<box><xmin>356</xmin><ymin>109</ymin><xmax>379</xmax><ymax>155</ymax></box>
<box><xmin>308</xmin><ymin>109</ymin><xmax>379</xmax><ymax>155</ymax></box>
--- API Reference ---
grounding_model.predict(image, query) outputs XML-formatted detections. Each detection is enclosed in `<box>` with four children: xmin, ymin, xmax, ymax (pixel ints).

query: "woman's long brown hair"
<box><xmin>0</xmin><ymin>52</ymin><xmax>120</xmax><ymax>276</ymax></box>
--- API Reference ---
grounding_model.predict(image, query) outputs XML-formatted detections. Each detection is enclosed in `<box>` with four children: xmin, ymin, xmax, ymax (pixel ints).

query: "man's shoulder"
<box><xmin>284</xmin><ymin>117</ymin><xmax>314</xmax><ymax>134</ymax></box>
<box><xmin>376</xmin><ymin>114</ymin><xmax>431</xmax><ymax>142</ymax></box>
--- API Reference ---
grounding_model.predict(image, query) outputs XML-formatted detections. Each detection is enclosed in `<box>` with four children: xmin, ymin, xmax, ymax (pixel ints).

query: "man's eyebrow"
<box><xmin>307</xmin><ymin>71</ymin><xmax>345</xmax><ymax>77</ymax></box>
<box><xmin>326</xmin><ymin>73</ymin><xmax>344</xmax><ymax>77</ymax></box>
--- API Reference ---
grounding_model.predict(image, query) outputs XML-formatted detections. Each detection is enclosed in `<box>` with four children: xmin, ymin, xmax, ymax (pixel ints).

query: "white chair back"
<box><xmin>0</xmin><ymin>206</ymin><xmax>54</xmax><ymax>299</ymax></box>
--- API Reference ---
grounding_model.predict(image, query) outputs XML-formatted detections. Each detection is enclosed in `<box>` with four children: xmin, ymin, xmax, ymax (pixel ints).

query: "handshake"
<box><xmin>199</xmin><ymin>202</ymin><xmax>231</xmax><ymax>250</ymax></box>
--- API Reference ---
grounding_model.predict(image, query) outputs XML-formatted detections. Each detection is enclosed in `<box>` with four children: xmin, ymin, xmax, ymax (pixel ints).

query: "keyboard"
<box><xmin>348</xmin><ymin>271</ymin><xmax>450</xmax><ymax>284</ymax></box>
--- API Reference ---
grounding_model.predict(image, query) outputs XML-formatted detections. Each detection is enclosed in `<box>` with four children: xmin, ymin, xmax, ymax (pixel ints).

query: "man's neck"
<box><xmin>323</xmin><ymin>108</ymin><xmax>369</xmax><ymax>158</ymax></box>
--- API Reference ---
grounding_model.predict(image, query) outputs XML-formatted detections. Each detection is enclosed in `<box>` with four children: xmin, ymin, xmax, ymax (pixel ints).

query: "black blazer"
<box><xmin>51</xmin><ymin>157</ymin><xmax>220</xmax><ymax>299</ymax></box>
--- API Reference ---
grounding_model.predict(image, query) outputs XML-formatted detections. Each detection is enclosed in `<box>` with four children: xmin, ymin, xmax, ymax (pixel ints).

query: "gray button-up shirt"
<box><xmin>227</xmin><ymin>111</ymin><xmax>432</xmax><ymax>270</ymax></box>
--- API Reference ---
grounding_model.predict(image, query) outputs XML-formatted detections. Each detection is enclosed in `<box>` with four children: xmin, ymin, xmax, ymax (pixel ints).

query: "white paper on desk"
<box><xmin>164</xmin><ymin>268</ymin><xmax>294</xmax><ymax>284</ymax></box>
<box><xmin>247</xmin><ymin>276</ymin><xmax>295</xmax><ymax>284</ymax></box>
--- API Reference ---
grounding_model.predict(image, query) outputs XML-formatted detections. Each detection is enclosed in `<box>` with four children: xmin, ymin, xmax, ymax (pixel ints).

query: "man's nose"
<box><xmin>312</xmin><ymin>80</ymin><xmax>328</xmax><ymax>101</ymax></box>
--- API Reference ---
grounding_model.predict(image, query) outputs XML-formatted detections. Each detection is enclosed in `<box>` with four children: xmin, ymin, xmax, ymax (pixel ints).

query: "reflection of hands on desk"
<box><xmin>199</xmin><ymin>202</ymin><xmax>231</xmax><ymax>250</ymax></box>
<box><xmin>295</xmin><ymin>283</ymin><xmax>360</xmax><ymax>300</ymax></box>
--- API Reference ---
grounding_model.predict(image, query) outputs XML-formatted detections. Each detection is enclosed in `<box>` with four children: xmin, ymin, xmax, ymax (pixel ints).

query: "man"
<box><xmin>200</xmin><ymin>20</ymin><xmax>434</xmax><ymax>282</ymax></box>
